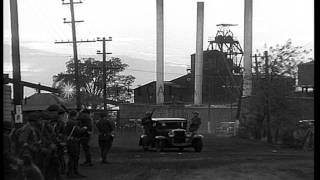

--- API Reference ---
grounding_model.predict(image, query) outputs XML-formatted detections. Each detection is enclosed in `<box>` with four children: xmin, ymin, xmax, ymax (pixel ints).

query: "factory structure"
<box><xmin>134</xmin><ymin>24</ymin><xmax>243</xmax><ymax>105</ymax></box>
<box><xmin>134</xmin><ymin>0</ymin><xmax>296</xmax><ymax>106</ymax></box>
<box><xmin>134</xmin><ymin>0</ymin><xmax>254</xmax><ymax>106</ymax></box>
<box><xmin>133</xmin><ymin>25</ymin><xmax>296</xmax><ymax>105</ymax></box>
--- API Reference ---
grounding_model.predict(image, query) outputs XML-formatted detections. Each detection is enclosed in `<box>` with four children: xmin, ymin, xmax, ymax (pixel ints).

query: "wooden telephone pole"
<box><xmin>10</xmin><ymin>0</ymin><xmax>23</xmax><ymax>124</ymax></box>
<box><xmin>55</xmin><ymin>0</ymin><xmax>95</xmax><ymax>109</ymax></box>
<box><xmin>97</xmin><ymin>37</ymin><xmax>112</xmax><ymax>110</ymax></box>
<box><xmin>264</xmin><ymin>51</ymin><xmax>272</xmax><ymax>143</ymax></box>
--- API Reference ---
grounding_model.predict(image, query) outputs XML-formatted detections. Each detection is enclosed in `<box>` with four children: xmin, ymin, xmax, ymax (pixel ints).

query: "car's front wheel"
<box><xmin>155</xmin><ymin>140</ymin><xmax>166</xmax><ymax>152</ymax></box>
<box><xmin>141</xmin><ymin>137</ymin><xmax>149</xmax><ymax>151</ymax></box>
<box><xmin>193</xmin><ymin>139</ymin><xmax>203</xmax><ymax>152</ymax></box>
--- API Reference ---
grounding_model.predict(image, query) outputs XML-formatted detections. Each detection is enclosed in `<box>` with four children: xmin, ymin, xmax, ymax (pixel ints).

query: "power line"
<box><xmin>55</xmin><ymin>0</ymin><xmax>95</xmax><ymax>109</ymax></box>
<box><xmin>96</xmin><ymin>36</ymin><xmax>112</xmax><ymax>110</ymax></box>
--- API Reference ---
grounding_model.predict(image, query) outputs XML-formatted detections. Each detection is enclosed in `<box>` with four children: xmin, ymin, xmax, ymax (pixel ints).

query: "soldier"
<box><xmin>29</xmin><ymin>110</ymin><xmax>56</xmax><ymax>180</ymax></box>
<box><xmin>18</xmin><ymin>112</ymin><xmax>42</xmax><ymax>165</ymax></box>
<box><xmin>141</xmin><ymin>110</ymin><xmax>155</xmax><ymax>146</ymax></box>
<box><xmin>64</xmin><ymin>110</ymin><xmax>86</xmax><ymax>178</ymax></box>
<box><xmin>78</xmin><ymin>109</ymin><xmax>93</xmax><ymax>166</ymax></box>
<box><xmin>21</xmin><ymin>155</ymin><xmax>45</xmax><ymax>180</ymax></box>
<box><xmin>43</xmin><ymin>105</ymin><xmax>66</xmax><ymax>180</ymax></box>
<box><xmin>56</xmin><ymin>109</ymin><xmax>67</xmax><ymax>174</ymax></box>
<box><xmin>189</xmin><ymin>111</ymin><xmax>201</xmax><ymax>133</ymax></box>
<box><xmin>96</xmin><ymin>114</ymin><xmax>115</xmax><ymax>164</ymax></box>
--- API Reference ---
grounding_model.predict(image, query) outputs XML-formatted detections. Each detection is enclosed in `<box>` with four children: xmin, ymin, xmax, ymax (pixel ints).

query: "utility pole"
<box><xmin>56</xmin><ymin>0</ymin><xmax>95</xmax><ymax>109</ymax></box>
<box><xmin>10</xmin><ymin>0</ymin><xmax>23</xmax><ymax>125</ymax></box>
<box><xmin>264</xmin><ymin>51</ymin><xmax>272</xmax><ymax>143</ymax></box>
<box><xmin>97</xmin><ymin>37</ymin><xmax>112</xmax><ymax>110</ymax></box>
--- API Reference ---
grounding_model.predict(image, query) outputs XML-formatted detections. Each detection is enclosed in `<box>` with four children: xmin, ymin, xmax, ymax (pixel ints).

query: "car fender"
<box><xmin>155</xmin><ymin>136</ymin><xmax>167</xmax><ymax>140</ymax></box>
<box><xmin>140</xmin><ymin>134</ymin><xmax>147</xmax><ymax>139</ymax></box>
<box><xmin>193</xmin><ymin>134</ymin><xmax>204</xmax><ymax>139</ymax></box>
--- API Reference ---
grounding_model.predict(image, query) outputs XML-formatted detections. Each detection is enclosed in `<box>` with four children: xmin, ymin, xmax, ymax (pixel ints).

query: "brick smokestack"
<box><xmin>194</xmin><ymin>2</ymin><xmax>204</xmax><ymax>105</ymax></box>
<box><xmin>243</xmin><ymin>0</ymin><xmax>253</xmax><ymax>97</ymax></box>
<box><xmin>156</xmin><ymin>0</ymin><xmax>164</xmax><ymax>104</ymax></box>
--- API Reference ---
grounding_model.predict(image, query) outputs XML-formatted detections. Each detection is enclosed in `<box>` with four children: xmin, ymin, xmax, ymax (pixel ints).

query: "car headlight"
<box><xmin>168</xmin><ymin>131</ymin><xmax>174</xmax><ymax>137</ymax></box>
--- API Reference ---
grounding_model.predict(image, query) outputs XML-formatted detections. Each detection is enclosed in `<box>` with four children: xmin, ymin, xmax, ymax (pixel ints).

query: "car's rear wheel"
<box><xmin>193</xmin><ymin>139</ymin><xmax>203</xmax><ymax>152</ymax></box>
<box><xmin>143</xmin><ymin>146</ymin><xmax>149</xmax><ymax>151</ymax></box>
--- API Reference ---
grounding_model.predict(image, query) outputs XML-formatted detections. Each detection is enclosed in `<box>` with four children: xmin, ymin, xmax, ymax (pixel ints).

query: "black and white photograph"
<box><xmin>3</xmin><ymin>0</ymin><xmax>314</xmax><ymax>179</ymax></box>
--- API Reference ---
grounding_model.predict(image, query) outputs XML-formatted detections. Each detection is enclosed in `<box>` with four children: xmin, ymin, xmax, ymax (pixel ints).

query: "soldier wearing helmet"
<box><xmin>141</xmin><ymin>110</ymin><xmax>156</xmax><ymax>146</ymax></box>
<box><xmin>189</xmin><ymin>111</ymin><xmax>201</xmax><ymax>133</ymax></box>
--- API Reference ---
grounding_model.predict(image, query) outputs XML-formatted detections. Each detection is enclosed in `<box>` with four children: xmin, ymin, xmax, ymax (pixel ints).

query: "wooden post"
<box><xmin>10</xmin><ymin>0</ymin><xmax>22</xmax><ymax>119</ymax></box>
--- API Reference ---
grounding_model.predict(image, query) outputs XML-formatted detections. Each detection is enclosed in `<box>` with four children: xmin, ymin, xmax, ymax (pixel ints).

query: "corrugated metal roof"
<box><xmin>23</xmin><ymin>93</ymin><xmax>76</xmax><ymax>111</ymax></box>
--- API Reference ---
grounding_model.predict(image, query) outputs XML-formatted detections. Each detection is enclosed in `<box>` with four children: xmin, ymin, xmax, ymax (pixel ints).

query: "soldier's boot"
<box><xmin>66</xmin><ymin>159</ymin><xmax>76</xmax><ymax>178</ymax></box>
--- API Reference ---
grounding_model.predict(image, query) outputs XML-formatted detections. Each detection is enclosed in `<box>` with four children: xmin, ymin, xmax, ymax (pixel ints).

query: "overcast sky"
<box><xmin>3</xmin><ymin>0</ymin><xmax>314</xmax><ymax>97</ymax></box>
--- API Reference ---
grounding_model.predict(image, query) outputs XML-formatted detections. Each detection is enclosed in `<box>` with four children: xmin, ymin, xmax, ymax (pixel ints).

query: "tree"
<box><xmin>53</xmin><ymin>57</ymin><xmax>135</xmax><ymax>109</ymax></box>
<box><xmin>241</xmin><ymin>39</ymin><xmax>312</xmax><ymax>143</ymax></box>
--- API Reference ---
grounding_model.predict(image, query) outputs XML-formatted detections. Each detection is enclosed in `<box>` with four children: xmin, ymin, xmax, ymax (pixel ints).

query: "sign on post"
<box><xmin>15</xmin><ymin>105</ymin><xmax>23</xmax><ymax>123</ymax></box>
<box><xmin>15</xmin><ymin>114</ymin><xmax>23</xmax><ymax>123</ymax></box>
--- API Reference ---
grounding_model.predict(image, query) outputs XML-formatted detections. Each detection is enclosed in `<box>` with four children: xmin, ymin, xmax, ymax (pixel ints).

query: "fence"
<box><xmin>119</xmin><ymin>103</ymin><xmax>238</xmax><ymax>135</ymax></box>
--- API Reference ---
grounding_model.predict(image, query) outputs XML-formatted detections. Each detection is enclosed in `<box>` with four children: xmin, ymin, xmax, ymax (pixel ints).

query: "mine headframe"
<box><xmin>207</xmin><ymin>24</ymin><xmax>243</xmax><ymax>74</ymax></box>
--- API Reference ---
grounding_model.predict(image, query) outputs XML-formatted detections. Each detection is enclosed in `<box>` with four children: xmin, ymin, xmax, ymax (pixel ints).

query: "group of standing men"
<box><xmin>7</xmin><ymin>105</ymin><xmax>115</xmax><ymax>180</ymax></box>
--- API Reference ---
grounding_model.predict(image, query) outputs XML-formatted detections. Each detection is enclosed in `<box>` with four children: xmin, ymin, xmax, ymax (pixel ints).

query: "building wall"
<box><xmin>134</xmin><ymin>81</ymin><xmax>192</xmax><ymax>104</ymax></box>
<box><xmin>134</xmin><ymin>82</ymin><xmax>156</xmax><ymax>104</ymax></box>
<box><xmin>134</xmin><ymin>50</ymin><xmax>240</xmax><ymax>105</ymax></box>
<box><xmin>119</xmin><ymin>103</ymin><xmax>237</xmax><ymax>134</ymax></box>
<box><xmin>134</xmin><ymin>50</ymin><xmax>295</xmax><ymax>105</ymax></box>
<box><xmin>298</xmin><ymin>62</ymin><xmax>314</xmax><ymax>87</ymax></box>
<box><xmin>191</xmin><ymin>50</ymin><xmax>240</xmax><ymax>104</ymax></box>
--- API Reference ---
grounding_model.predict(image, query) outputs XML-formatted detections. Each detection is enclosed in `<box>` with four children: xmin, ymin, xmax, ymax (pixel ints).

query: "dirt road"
<box><xmin>77</xmin><ymin>130</ymin><xmax>314</xmax><ymax>180</ymax></box>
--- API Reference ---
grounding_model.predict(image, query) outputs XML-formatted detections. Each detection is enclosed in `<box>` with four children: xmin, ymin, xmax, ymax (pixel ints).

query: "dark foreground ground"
<box><xmin>73</xmin><ymin>129</ymin><xmax>314</xmax><ymax>180</ymax></box>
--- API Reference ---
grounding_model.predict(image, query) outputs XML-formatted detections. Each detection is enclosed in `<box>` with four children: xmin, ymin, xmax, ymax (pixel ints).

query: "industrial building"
<box><xmin>134</xmin><ymin>25</ymin><xmax>244</xmax><ymax>105</ymax></box>
<box><xmin>134</xmin><ymin>25</ymin><xmax>296</xmax><ymax>105</ymax></box>
<box><xmin>298</xmin><ymin>61</ymin><xmax>314</xmax><ymax>92</ymax></box>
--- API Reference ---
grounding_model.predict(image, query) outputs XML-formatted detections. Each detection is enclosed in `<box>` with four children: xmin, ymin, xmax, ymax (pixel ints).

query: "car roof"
<box><xmin>152</xmin><ymin>118</ymin><xmax>186</xmax><ymax>121</ymax></box>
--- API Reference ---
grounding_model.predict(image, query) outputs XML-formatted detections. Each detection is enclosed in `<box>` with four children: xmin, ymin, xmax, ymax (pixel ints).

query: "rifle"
<box><xmin>67</xmin><ymin>126</ymin><xmax>76</xmax><ymax>141</ymax></box>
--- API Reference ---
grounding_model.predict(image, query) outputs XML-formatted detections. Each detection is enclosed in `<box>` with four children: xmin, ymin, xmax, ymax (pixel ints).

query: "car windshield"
<box><xmin>156</xmin><ymin>121</ymin><xmax>186</xmax><ymax>130</ymax></box>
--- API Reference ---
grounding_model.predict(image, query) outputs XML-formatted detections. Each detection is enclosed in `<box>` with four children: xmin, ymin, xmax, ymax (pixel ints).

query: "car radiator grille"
<box><xmin>173</xmin><ymin>131</ymin><xmax>186</xmax><ymax>143</ymax></box>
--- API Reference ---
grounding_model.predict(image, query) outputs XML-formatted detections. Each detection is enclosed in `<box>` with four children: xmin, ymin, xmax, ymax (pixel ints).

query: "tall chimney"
<box><xmin>194</xmin><ymin>2</ymin><xmax>204</xmax><ymax>105</ymax></box>
<box><xmin>156</xmin><ymin>0</ymin><xmax>164</xmax><ymax>104</ymax></box>
<box><xmin>243</xmin><ymin>0</ymin><xmax>253</xmax><ymax>96</ymax></box>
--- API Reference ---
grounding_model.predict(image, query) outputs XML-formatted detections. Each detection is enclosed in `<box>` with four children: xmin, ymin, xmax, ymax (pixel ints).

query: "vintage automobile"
<box><xmin>138</xmin><ymin>118</ymin><xmax>203</xmax><ymax>152</ymax></box>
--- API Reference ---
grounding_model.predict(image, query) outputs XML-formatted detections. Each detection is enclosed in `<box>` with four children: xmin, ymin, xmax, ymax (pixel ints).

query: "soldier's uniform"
<box><xmin>55</xmin><ymin>109</ymin><xmax>67</xmax><ymax>174</ymax></box>
<box><xmin>78</xmin><ymin>110</ymin><xmax>93</xmax><ymax>166</ymax></box>
<box><xmin>189</xmin><ymin>111</ymin><xmax>201</xmax><ymax>132</ymax></box>
<box><xmin>36</xmin><ymin>110</ymin><xmax>62</xmax><ymax>180</ymax></box>
<box><xmin>64</xmin><ymin>111</ymin><xmax>86</xmax><ymax>178</ymax></box>
<box><xmin>141</xmin><ymin>112</ymin><xmax>155</xmax><ymax>146</ymax></box>
<box><xmin>96</xmin><ymin>116</ymin><xmax>115</xmax><ymax>163</ymax></box>
<box><xmin>46</xmin><ymin>106</ymin><xmax>67</xmax><ymax>176</ymax></box>
<box><xmin>18</xmin><ymin>113</ymin><xmax>42</xmax><ymax>166</ymax></box>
